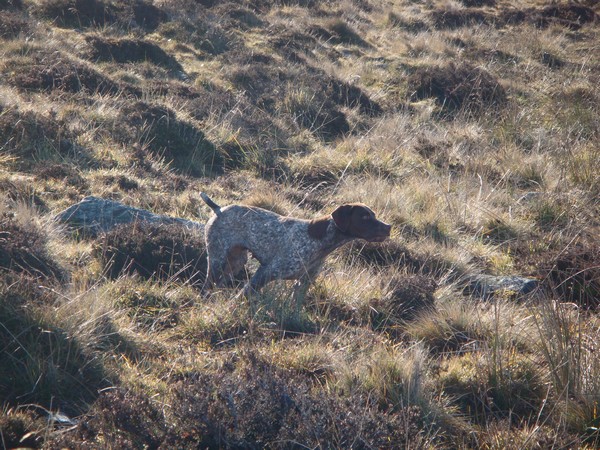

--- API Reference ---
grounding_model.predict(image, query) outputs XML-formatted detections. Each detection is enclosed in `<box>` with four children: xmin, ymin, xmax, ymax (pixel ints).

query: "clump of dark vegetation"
<box><xmin>500</xmin><ymin>5</ymin><xmax>597</xmax><ymax>29</ymax></box>
<box><xmin>0</xmin><ymin>0</ymin><xmax>23</xmax><ymax>9</ymax></box>
<box><xmin>35</xmin><ymin>163</ymin><xmax>89</xmax><ymax>189</ymax></box>
<box><xmin>226</xmin><ymin>50</ymin><xmax>381</xmax><ymax>140</ymax></box>
<box><xmin>539</xmin><ymin>52</ymin><xmax>565</xmax><ymax>71</ymax></box>
<box><xmin>345</xmin><ymin>240</ymin><xmax>454</xmax><ymax>279</ymax></box>
<box><xmin>157</xmin><ymin>16</ymin><xmax>232</xmax><ymax>55</ymax></box>
<box><xmin>94</xmin><ymin>222</ymin><xmax>207</xmax><ymax>285</ymax></box>
<box><xmin>387</xmin><ymin>12</ymin><xmax>428</xmax><ymax>32</ymax></box>
<box><xmin>0</xmin><ymin>213</ymin><xmax>65</xmax><ymax>281</ymax></box>
<box><xmin>535</xmin><ymin>4</ymin><xmax>597</xmax><ymax>29</ymax></box>
<box><xmin>32</xmin><ymin>0</ymin><xmax>115</xmax><ymax>28</ymax></box>
<box><xmin>271</xmin><ymin>28</ymin><xmax>318</xmax><ymax>54</ymax></box>
<box><xmin>127</xmin><ymin>0</ymin><xmax>167</xmax><ymax>30</ymax></box>
<box><xmin>539</xmin><ymin>241</ymin><xmax>600</xmax><ymax>309</ymax></box>
<box><xmin>167</xmin><ymin>354</ymin><xmax>424</xmax><ymax>448</ymax></box>
<box><xmin>408</xmin><ymin>62</ymin><xmax>507</xmax><ymax>115</ymax></box>
<box><xmin>0</xmin><ymin>105</ymin><xmax>78</xmax><ymax>171</ymax></box>
<box><xmin>383</xmin><ymin>274</ymin><xmax>437</xmax><ymax>322</ymax></box>
<box><xmin>226</xmin><ymin>53</ymin><xmax>283</xmax><ymax>104</ymax></box>
<box><xmin>345</xmin><ymin>239</ymin><xmax>414</xmax><ymax>267</ymax></box>
<box><xmin>187</xmin><ymin>84</ymin><xmax>288</xmax><ymax>171</ymax></box>
<box><xmin>48</xmin><ymin>389</ymin><xmax>167</xmax><ymax>448</ymax></box>
<box><xmin>482</xmin><ymin>218</ymin><xmax>517</xmax><ymax>245</ymax></box>
<box><xmin>460</xmin><ymin>0</ymin><xmax>496</xmax><ymax>7</ymax></box>
<box><xmin>121</xmin><ymin>292</ymin><xmax>180</xmax><ymax>330</ymax></box>
<box><xmin>214</xmin><ymin>4</ymin><xmax>264</xmax><ymax>29</ymax></box>
<box><xmin>353</xmin><ymin>274</ymin><xmax>436</xmax><ymax>335</ymax></box>
<box><xmin>280</xmin><ymin>87</ymin><xmax>350</xmax><ymax>139</ymax></box>
<box><xmin>430</xmin><ymin>7</ymin><xmax>491</xmax><ymax>29</ymax></box>
<box><xmin>7</xmin><ymin>50</ymin><xmax>132</xmax><ymax>96</ymax></box>
<box><xmin>0</xmin><ymin>178</ymin><xmax>48</xmax><ymax>211</ymax></box>
<box><xmin>326</xmin><ymin>75</ymin><xmax>383</xmax><ymax>116</ymax></box>
<box><xmin>32</xmin><ymin>0</ymin><xmax>167</xmax><ymax>30</ymax></box>
<box><xmin>109</xmin><ymin>280</ymin><xmax>187</xmax><ymax>331</ymax></box>
<box><xmin>0</xmin><ymin>10</ymin><xmax>28</xmax><ymax>37</ymax></box>
<box><xmin>309</xmin><ymin>19</ymin><xmax>370</xmax><ymax>47</ymax></box>
<box><xmin>47</xmin><ymin>355</ymin><xmax>424</xmax><ymax>448</ymax></box>
<box><xmin>85</xmin><ymin>36</ymin><xmax>183</xmax><ymax>72</ymax></box>
<box><xmin>119</xmin><ymin>101</ymin><xmax>220</xmax><ymax>176</ymax></box>
<box><xmin>431</xmin><ymin>4</ymin><xmax>596</xmax><ymax>30</ymax></box>
<box><xmin>441</xmin><ymin>352</ymin><xmax>545</xmax><ymax>423</ymax></box>
<box><xmin>0</xmin><ymin>411</ymin><xmax>43</xmax><ymax>449</ymax></box>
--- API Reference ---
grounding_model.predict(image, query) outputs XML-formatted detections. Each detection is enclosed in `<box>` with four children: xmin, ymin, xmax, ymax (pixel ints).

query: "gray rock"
<box><xmin>464</xmin><ymin>274</ymin><xmax>539</xmax><ymax>299</ymax></box>
<box><xmin>55</xmin><ymin>196</ymin><xmax>204</xmax><ymax>236</ymax></box>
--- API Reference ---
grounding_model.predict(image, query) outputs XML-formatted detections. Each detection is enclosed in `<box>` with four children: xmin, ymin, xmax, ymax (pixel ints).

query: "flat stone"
<box><xmin>55</xmin><ymin>196</ymin><xmax>204</xmax><ymax>236</ymax></box>
<box><xmin>464</xmin><ymin>274</ymin><xmax>539</xmax><ymax>299</ymax></box>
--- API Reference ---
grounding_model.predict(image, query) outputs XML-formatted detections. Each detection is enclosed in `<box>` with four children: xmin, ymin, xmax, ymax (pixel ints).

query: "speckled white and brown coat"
<box><xmin>200</xmin><ymin>192</ymin><xmax>391</xmax><ymax>300</ymax></box>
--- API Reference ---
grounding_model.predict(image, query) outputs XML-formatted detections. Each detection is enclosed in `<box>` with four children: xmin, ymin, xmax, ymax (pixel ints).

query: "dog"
<box><xmin>200</xmin><ymin>192</ymin><xmax>391</xmax><ymax>300</ymax></box>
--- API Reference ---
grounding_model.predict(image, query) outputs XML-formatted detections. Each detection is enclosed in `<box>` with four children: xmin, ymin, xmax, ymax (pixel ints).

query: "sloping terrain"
<box><xmin>1</xmin><ymin>0</ymin><xmax>599</xmax><ymax>447</ymax></box>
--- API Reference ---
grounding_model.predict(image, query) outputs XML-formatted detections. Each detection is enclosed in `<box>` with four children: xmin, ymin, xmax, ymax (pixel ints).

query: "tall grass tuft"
<box><xmin>533</xmin><ymin>297</ymin><xmax>600</xmax><ymax>442</ymax></box>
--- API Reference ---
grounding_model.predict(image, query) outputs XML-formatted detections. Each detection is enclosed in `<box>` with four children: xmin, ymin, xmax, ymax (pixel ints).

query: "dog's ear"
<box><xmin>331</xmin><ymin>204</ymin><xmax>354</xmax><ymax>232</ymax></box>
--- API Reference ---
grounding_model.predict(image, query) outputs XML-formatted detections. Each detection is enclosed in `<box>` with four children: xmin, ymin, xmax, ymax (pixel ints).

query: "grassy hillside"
<box><xmin>1</xmin><ymin>0</ymin><xmax>599</xmax><ymax>447</ymax></box>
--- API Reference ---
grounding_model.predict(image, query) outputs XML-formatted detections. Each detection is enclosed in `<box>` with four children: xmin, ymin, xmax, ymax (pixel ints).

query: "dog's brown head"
<box><xmin>331</xmin><ymin>203</ymin><xmax>391</xmax><ymax>242</ymax></box>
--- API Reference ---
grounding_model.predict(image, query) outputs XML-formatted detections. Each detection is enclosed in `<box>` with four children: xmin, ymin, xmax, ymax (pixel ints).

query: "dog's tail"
<box><xmin>200</xmin><ymin>192</ymin><xmax>222</xmax><ymax>216</ymax></box>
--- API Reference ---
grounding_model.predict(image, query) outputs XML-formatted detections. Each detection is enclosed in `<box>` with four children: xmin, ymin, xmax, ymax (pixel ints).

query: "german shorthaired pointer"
<box><xmin>200</xmin><ymin>192</ymin><xmax>391</xmax><ymax>300</ymax></box>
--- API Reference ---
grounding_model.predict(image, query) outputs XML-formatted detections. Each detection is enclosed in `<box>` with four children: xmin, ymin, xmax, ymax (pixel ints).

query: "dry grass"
<box><xmin>1</xmin><ymin>0</ymin><xmax>599</xmax><ymax>447</ymax></box>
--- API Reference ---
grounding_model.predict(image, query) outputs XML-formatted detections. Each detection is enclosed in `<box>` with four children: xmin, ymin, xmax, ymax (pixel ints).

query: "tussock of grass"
<box><xmin>117</xmin><ymin>101</ymin><xmax>220</xmax><ymax>176</ymax></box>
<box><xmin>438</xmin><ymin>349</ymin><xmax>545</xmax><ymax>422</ymax></box>
<box><xmin>2</xmin><ymin>46</ymin><xmax>130</xmax><ymax>96</ymax></box>
<box><xmin>335</xmin><ymin>343</ymin><xmax>430</xmax><ymax>409</ymax></box>
<box><xmin>408</xmin><ymin>61</ymin><xmax>507</xmax><ymax>116</ymax></box>
<box><xmin>0</xmin><ymin>273</ymin><xmax>111</xmax><ymax>414</ymax></box>
<box><xmin>0</xmin><ymin>209</ymin><xmax>65</xmax><ymax>281</ymax></box>
<box><xmin>93</xmin><ymin>221</ymin><xmax>207</xmax><ymax>285</ymax></box>
<box><xmin>84</xmin><ymin>35</ymin><xmax>183</xmax><ymax>72</ymax></box>
<box><xmin>179</xmin><ymin>294</ymin><xmax>250</xmax><ymax>346</ymax></box>
<box><xmin>102</xmin><ymin>277</ymin><xmax>196</xmax><ymax>331</ymax></box>
<box><xmin>0</xmin><ymin>103</ymin><xmax>79</xmax><ymax>172</ymax></box>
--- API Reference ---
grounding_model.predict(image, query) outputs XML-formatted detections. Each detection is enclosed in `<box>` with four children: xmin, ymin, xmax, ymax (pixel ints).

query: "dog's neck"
<box><xmin>308</xmin><ymin>216</ymin><xmax>355</xmax><ymax>252</ymax></box>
